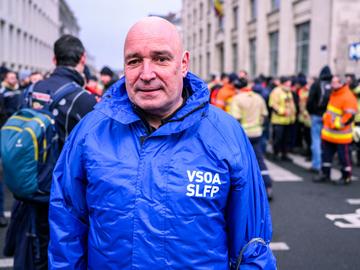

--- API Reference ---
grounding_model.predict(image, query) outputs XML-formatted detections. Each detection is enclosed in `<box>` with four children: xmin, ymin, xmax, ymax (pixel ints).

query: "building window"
<box><xmin>218</xmin><ymin>43</ymin><xmax>224</xmax><ymax>74</ymax></box>
<box><xmin>200</xmin><ymin>2</ymin><xmax>204</xmax><ymax>20</ymax></box>
<box><xmin>249</xmin><ymin>38</ymin><xmax>257</xmax><ymax>77</ymax></box>
<box><xmin>193</xmin><ymin>56</ymin><xmax>197</xmax><ymax>74</ymax></box>
<box><xmin>199</xmin><ymin>29</ymin><xmax>203</xmax><ymax>46</ymax></box>
<box><xmin>193</xmin><ymin>33</ymin><xmax>197</xmax><ymax>49</ymax></box>
<box><xmin>206</xmin><ymin>51</ymin><xmax>211</xmax><ymax>78</ymax></box>
<box><xmin>0</xmin><ymin>22</ymin><xmax>4</xmax><ymax>61</ymax></box>
<box><xmin>207</xmin><ymin>0</ymin><xmax>212</xmax><ymax>14</ymax></box>
<box><xmin>232</xmin><ymin>6</ymin><xmax>238</xmax><ymax>30</ymax></box>
<box><xmin>250</xmin><ymin>0</ymin><xmax>257</xmax><ymax>20</ymax></box>
<box><xmin>269</xmin><ymin>31</ymin><xmax>279</xmax><ymax>76</ymax></box>
<box><xmin>271</xmin><ymin>0</ymin><xmax>280</xmax><ymax>11</ymax></box>
<box><xmin>296</xmin><ymin>22</ymin><xmax>310</xmax><ymax>75</ymax></box>
<box><xmin>193</xmin><ymin>9</ymin><xmax>197</xmax><ymax>25</ymax></box>
<box><xmin>218</xmin><ymin>16</ymin><xmax>224</xmax><ymax>30</ymax></box>
<box><xmin>207</xmin><ymin>23</ymin><xmax>211</xmax><ymax>43</ymax></box>
<box><xmin>199</xmin><ymin>54</ymin><xmax>203</xmax><ymax>77</ymax></box>
<box><xmin>232</xmin><ymin>43</ymin><xmax>238</xmax><ymax>72</ymax></box>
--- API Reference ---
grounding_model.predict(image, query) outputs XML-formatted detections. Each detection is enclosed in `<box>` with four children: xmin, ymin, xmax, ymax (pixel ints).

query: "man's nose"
<box><xmin>140</xmin><ymin>60</ymin><xmax>156</xmax><ymax>82</ymax></box>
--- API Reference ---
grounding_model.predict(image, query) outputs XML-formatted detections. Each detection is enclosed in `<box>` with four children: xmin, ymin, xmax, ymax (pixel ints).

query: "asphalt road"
<box><xmin>1</xmin><ymin>153</ymin><xmax>360</xmax><ymax>269</ymax></box>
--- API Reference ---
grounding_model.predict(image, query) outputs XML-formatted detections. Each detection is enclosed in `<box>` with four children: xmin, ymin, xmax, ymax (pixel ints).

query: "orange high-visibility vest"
<box><xmin>214</xmin><ymin>83</ymin><xmax>236</xmax><ymax>112</ymax></box>
<box><xmin>321</xmin><ymin>85</ymin><xmax>358</xmax><ymax>144</ymax></box>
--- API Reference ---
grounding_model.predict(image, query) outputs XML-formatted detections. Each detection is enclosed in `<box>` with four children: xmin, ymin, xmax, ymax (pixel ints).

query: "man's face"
<box><xmin>282</xmin><ymin>80</ymin><xmax>292</xmax><ymax>89</ymax></box>
<box><xmin>30</xmin><ymin>73</ymin><xmax>43</xmax><ymax>84</ymax></box>
<box><xmin>331</xmin><ymin>76</ymin><xmax>343</xmax><ymax>90</ymax></box>
<box><xmin>100</xmin><ymin>74</ymin><xmax>111</xmax><ymax>86</ymax></box>
<box><xmin>124</xmin><ymin>19</ymin><xmax>189</xmax><ymax>118</ymax></box>
<box><xmin>5</xmin><ymin>72</ymin><xmax>17</xmax><ymax>87</ymax></box>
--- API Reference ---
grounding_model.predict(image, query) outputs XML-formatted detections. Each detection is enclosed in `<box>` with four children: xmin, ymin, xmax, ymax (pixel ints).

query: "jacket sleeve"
<box><xmin>226</xmin><ymin>127</ymin><xmax>276</xmax><ymax>269</ymax></box>
<box><xmin>48</xmin><ymin>124</ymin><xmax>89</xmax><ymax>270</ymax></box>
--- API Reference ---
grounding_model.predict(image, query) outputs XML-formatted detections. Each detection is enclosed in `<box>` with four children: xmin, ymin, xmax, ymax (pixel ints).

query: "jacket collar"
<box><xmin>95</xmin><ymin>72</ymin><xmax>209</xmax><ymax>135</ymax></box>
<box><xmin>52</xmin><ymin>66</ymin><xmax>85</xmax><ymax>87</ymax></box>
<box><xmin>332</xmin><ymin>85</ymin><xmax>349</xmax><ymax>96</ymax></box>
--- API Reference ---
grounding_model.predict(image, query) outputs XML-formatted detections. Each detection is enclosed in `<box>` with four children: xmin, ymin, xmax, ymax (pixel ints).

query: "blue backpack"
<box><xmin>0</xmin><ymin>82</ymin><xmax>78</xmax><ymax>202</ymax></box>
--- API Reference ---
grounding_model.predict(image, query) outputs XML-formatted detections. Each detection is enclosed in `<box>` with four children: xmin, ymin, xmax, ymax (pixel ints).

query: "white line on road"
<box><xmin>4</xmin><ymin>211</ymin><xmax>11</xmax><ymax>218</ymax></box>
<box><xmin>265</xmin><ymin>159</ymin><xmax>303</xmax><ymax>182</ymax></box>
<box><xmin>288</xmin><ymin>153</ymin><xmax>358</xmax><ymax>181</ymax></box>
<box><xmin>346</xmin><ymin>199</ymin><xmax>360</xmax><ymax>205</ymax></box>
<box><xmin>326</xmin><ymin>209</ymin><xmax>360</xmax><ymax>229</ymax></box>
<box><xmin>0</xmin><ymin>258</ymin><xmax>13</xmax><ymax>268</ymax></box>
<box><xmin>270</xmin><ymin>242</ymin><xmax>290</xmax><ymax>251</ymax></box>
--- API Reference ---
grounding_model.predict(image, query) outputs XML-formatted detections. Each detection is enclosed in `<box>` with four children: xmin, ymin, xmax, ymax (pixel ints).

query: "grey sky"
<box><xmin>67</xmin><ymin>0</ymin><xmax>182</xmax><ymax>71</ymax></box>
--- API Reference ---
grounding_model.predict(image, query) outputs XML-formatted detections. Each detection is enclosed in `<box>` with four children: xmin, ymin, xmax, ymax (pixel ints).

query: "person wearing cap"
<box><xmin>306</xmin><ymin>66</ymin><xmax>333</xmax><ymax>173</ymax></box>
<box><xmin>100</xmin><ymin>66</ymin><xmax>117</xmax><ymax>93</ymax></box>
<box><xmin>214</xmin><ymin>72</ymin><xmax>238</xmax><ymax>112</ymax></box>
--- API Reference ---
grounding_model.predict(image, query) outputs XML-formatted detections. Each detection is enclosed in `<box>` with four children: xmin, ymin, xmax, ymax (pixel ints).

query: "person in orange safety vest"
<box><xmin>213</xmin><ymin>73</ymin><xmax>238</xmax><ymax>112</ymax></box>
<box><xmin>313</xmin><ymin>75</ymin><xmax>358</xmax><ymax>185</ymax></box>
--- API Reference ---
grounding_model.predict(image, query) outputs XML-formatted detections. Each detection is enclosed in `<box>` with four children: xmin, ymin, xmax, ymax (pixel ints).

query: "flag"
<box><xmin>214</xmin><ymin>0</ymin><xmax>224</xmax><ymax>17</ymax></box>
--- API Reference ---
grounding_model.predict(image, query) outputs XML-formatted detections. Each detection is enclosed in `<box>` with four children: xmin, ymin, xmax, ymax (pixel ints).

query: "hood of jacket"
<box><xmin>319</xmin><ymin>65</ymin><xmax>333</xmax><ymax>81</ymax></box>
<box><xmin>95</xmin><ymin>72</ymin><xmax>210</xmax><ymax>136</ymax></box>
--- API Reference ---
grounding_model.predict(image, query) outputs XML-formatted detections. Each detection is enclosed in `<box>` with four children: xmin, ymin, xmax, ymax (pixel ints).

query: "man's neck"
<box><xmin>145</xmin><ymin>97</ymin><xmax>184</xmax><ymax>129</ymax></box>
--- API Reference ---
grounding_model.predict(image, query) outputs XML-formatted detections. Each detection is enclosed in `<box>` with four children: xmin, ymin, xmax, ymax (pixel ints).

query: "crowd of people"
<box><xmin>0</xmin><ymin>35</ymin><xmax>122</xmax><ymax>268</ymax></box>
<box><xmin>0</xmin><ymin>16</ymin><xmax>359</xmax><ymax>270</ymax></box>
<box><xmin>0</xmin><ymin>17</ymin><xmax>278</xmax><ymax>269</ymax></box>
<box><xmin>208</xmin><ymin>67</ymin><xmax>360</xmax><ymax>191</ymax></box>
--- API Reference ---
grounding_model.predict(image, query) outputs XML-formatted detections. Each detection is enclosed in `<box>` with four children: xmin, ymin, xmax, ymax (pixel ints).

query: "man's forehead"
<box><xmin>124</xmin><ymin>17</ymin><xmax>182</xmax><ymax>55</ymax></box>
<box><xmin>125</xmin><ymin>36</ymin><xmax>177</xmax><ymax>56</ymax></box>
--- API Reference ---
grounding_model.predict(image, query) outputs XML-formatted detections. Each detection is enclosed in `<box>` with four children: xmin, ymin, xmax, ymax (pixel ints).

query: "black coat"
<box><xmin>306</xmin><ymin>66</ymin><xmax>333</xmax><ymax>116</ymax></box>
<box><xmin>33</xmin><ymin>66</ymin><xmax>97</xmax><ymax>149</ymax></box>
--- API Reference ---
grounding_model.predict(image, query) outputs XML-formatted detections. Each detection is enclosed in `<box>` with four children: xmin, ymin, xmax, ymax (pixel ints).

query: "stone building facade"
<box><xmin>0</xmin><ymin>0</ymin><xmax>60</xmax><ymax>71</ymax></box>
<box><xmin>182</xmin><ymin>0</ymin><xmax>360</xmax><ymax>80</ymax></box>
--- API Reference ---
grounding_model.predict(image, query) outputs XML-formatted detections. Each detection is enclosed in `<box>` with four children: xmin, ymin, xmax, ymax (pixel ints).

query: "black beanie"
<box><xmin>100</xmin><ymin>66</ymin><xmax>114</xmax><ymax>77</ymax></box>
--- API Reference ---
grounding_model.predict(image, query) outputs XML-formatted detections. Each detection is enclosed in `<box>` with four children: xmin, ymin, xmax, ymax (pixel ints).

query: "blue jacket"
<box><xmin>48</xmin><ymin>72</ymin><xmax>276</xmax><ymax>269</ymax></box>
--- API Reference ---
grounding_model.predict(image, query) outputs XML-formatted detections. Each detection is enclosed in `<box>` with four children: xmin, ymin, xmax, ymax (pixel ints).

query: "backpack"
<box><xmin>0</xmin><ymin>82</ymin><xmax>79</xmax><ymax>202</ymax></box>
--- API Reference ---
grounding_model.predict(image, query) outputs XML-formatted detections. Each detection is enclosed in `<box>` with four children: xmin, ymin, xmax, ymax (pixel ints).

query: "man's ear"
<box><xmin>80</xmin><ymin>52</ymin><xmax>86</xmax><ymax>65</ymax></box>
<box><xmin>181</xmin><ymin>51</ymin><xmax>190</xmax><ymax>77</ymax></box>
<box><xmin>52</xmin><ymin>56</ymin><xmax>57</xmax><ymax>66</ymax></box>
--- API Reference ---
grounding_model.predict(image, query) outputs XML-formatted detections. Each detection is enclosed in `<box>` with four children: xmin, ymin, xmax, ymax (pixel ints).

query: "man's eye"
<box><xmin>128</xmin><ymin>59</ymin><xmax>141</xmax><ymax>65</ymax></box>
<box><xmin>155</xmin><ymin>57</ymin><xmax>169</xmax><ymax>63</ymax></box>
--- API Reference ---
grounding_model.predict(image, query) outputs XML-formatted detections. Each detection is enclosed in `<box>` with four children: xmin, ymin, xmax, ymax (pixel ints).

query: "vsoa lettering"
<box><xmin>185</xmin><ymin>170</ymin><xmax>222</xmax><ymax>198</ymax></box>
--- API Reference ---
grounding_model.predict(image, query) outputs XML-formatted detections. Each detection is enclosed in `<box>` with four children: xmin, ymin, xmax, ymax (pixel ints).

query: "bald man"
<box><xmin>48</xmin><ymin>17</ymin><xmax>276</xmax><ymax>269</ymax></box>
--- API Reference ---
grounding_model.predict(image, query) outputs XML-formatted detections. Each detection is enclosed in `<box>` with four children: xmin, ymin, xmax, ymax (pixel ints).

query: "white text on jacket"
<box><xmin>186</xmin><ymin>170</ymin><xmax>222</xmax><ymax>198</ymax></box>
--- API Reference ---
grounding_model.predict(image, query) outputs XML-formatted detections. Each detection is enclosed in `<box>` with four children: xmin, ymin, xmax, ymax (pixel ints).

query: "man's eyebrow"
<box><xmin>125</xmin><ymin>53</ymin><xmax>142</xmax><ymax>61</ymax></box>
<box><xmin>150</xmin><ymin>51</ymin><xmax>174</xmax><ymax>59</ymax></box>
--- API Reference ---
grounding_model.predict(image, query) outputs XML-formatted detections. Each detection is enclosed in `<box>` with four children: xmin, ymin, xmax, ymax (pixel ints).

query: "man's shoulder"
<box><xmin>68</xmin><ymin>109</ymin><xmax>109</xmax><ymax>137</ymax></box>
<box><xmin>203</xmin><ymin>105</ymin><xmax>244</xmax><ymax>139</ymax></box>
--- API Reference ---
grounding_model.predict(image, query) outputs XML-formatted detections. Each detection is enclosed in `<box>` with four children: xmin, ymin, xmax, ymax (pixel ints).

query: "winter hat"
<box><xmin>100</xmin><ymin>66</ymin><xmax>114</xmax><ymax>77</ymax></box>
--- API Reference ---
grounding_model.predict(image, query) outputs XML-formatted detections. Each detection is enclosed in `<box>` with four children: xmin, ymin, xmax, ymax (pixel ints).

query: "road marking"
<box><xmin>0</xmin><ymin>258</ymin><xmax>13</xmax><ymax>268</ymax></box>
<box><xmin>326</xmin><ymin>208</ymin><xmax>360</xmax><ymax>228</ymax></box>
<box><xmin>346</xmin><ymin>199</ymin><xmax>360</xmax><ymax>205</ymax></box>
<box><xmin>288</xmin><ymin>153</ymin><xmax>358</xmax><ymax>181</ymax></box>
<box><xmin>265</xmin><ymin>159</ymin><xmax>303</xmax><ymax>182</ymax></box>
<box><xmin>4</xmin><ymin>211</ymin><xmax>11</xmax><ymax>218</ymax></box>
<box><xmin>270</xmin><ymin>242</ymin><xmax>290</xmax><ymax>251</ymax></box>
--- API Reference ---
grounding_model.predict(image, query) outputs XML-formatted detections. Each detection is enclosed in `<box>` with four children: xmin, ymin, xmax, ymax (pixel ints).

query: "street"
<box><xmin>1</xmin><ymin>153</ymin><xmax>360</xmax><ymax>269</ymax></box>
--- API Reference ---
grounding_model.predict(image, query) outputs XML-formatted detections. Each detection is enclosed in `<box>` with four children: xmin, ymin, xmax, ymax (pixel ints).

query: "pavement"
<box><xmin>1</xmin><ymin>152</ymin><xmax>360</xmax><ymax>269</ymax></box>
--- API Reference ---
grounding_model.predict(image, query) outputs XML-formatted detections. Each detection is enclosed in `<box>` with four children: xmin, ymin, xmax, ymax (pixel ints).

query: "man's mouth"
<box><xmin>137</xmin><ymin>87</ymin><xmax>162</xmax><ymax>92</ymax></box>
